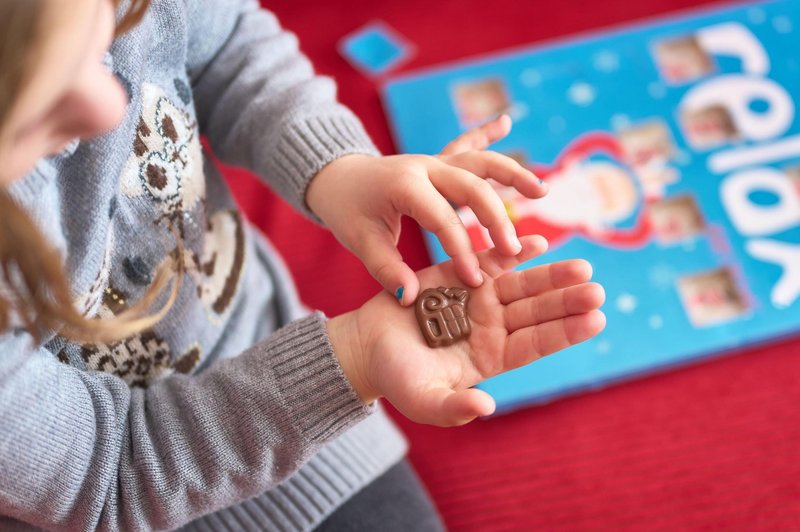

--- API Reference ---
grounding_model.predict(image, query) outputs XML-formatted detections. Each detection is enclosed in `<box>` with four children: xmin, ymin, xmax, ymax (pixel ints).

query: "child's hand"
<box><xmin>328</xmin><ymin>235</ymin><xmax>605</xmax><ymax>427</ymax></box>
<box><xmin>306</xmin><ymin>115</ymin><xmax>547</xmax><ymax>306</ymax></box>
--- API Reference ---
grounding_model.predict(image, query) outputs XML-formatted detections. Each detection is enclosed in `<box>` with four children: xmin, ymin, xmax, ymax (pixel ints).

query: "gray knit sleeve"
<box><xmin>187</xmin><ymin>0</ymin><xmax>380</xmax><ymax>220</ymax></box>
<box><xmin>0</xmin><ymin>313</ymin><xmax>372</xmax><ymax>531</ymax></box>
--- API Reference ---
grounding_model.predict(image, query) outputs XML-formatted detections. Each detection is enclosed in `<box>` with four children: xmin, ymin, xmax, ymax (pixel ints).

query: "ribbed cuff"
<box><xmin>268</xmin><ymin>312</ymin><xmax>374</xmax><ymax>444</ymax></box>
<box><xmin>272</xmin><ymin>113</ymin><xmax>380</xmax><ymax>221</ymax></box>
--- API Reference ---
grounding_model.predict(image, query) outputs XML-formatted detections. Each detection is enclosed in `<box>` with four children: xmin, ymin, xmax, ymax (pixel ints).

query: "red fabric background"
<box><xmin>226</xmin><ymin>1</ymin><xmax>800</xmax><ymax>529</ymax></box>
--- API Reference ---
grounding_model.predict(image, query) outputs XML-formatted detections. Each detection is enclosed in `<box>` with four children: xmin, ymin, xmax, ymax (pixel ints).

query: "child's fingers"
<box><xmin>495</xmin><ymin>259</ymin><xmax>593</xmax><ymax>304</ymax></box>
<box><xmin>504</xmin><ymin>282</ymin><xmax>605</xmax><ymax>332</ymax></box>
<box><xmin>439</xmin><ymin>114</ymin><xmax>512</xmax><ymax>156</ymax></box>
<box><xmin>427</xmin><ymin>161</ymin><xmax>522</xmax><ymax>256</ymax></box>
<box><xmin>396</xmin><ymin>179</ymin><xmax>483</xmax><ymax>287</ymax></box>
<box><xmin>354</xmin><ymin>232</ymin><xmax>420</xmax><ymax>306</ymax></box>
<box><xmin>442</xmin><ymin>150</ymin><xmax>547</xmax><ymax>199</ymax></box>
<box><xmin>504</xmin><ymin>310</ymin><xmax>607</xmax><ymax>369</ymax></box>
<box><xmin>476</xmin><ymin>234</ymin><xmax>548</xmax><ymax>278</ymax></box>
<box><xmin>408</xmin><ymin>387</ymin><xmax>496</xmax><ymax>426</ymax></box>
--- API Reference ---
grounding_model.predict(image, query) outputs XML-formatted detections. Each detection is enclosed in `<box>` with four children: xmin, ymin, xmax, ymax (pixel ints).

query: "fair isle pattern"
<box><xmin>75</xmin><ymin>331</ymin><xmax>203</xmax><ymax>387</ymax></box>
<box><xmin>80</xmin><ymin>330</ymin><xmax>173</xmax><ymax>387</ymax></box>
<box><xmin>58</xmin><ymin>282</ymin><xmax>203</xmax><ymax>387</ymax></box>
<box><xmin>121</xmin><ymin>82</ymin><xmax>246</xmax><ymax>324</ymax></box>
<box><xmin>121</xmin><ymin>83</ymin><xmax>205</xmax><ymax>211</ymax></box>
<box><xmin>174</xmin><ymin>341</ymin><xmax>203</xmax><ymax>373</ymax></box>
<box><xmin>60</xmin><ymin>82</ymin><xmax>246</xmax><ymax>386</ymax></box>
<box><xmin>185</xmin><ymin>209</ymin><xmax>247</xmax><ymax>325</ymax></box>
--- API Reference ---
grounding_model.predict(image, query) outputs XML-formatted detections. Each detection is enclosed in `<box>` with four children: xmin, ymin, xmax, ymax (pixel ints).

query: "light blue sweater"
<box><xmin>0</xmin><ymin>1</ymin><xmax>406</xmax><ymax>530</ymax></box>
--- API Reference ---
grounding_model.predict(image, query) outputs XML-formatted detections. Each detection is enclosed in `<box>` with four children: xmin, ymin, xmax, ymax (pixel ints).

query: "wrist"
<box><xmin>326</xmin><ymin>310</ymin><xmax>380</xmax><ymax>404</ymax></box>
<box><xmin>306</xmin><ymin>153</ymin><xmax>373</xmax><ymax>221</ymax></box>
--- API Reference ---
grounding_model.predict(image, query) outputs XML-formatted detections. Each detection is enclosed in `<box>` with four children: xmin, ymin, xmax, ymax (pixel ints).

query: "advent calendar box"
<box><xmin>382</xmin><ymin>0</ymin><xmax>800</xmax><ymax>411</ymax></box>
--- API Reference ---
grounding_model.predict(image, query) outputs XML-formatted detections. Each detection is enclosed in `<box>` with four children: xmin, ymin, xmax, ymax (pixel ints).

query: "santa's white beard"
<box><xmin>525</xmin><ymin>169</ymin><xmax>606</xmax><ymax>230</ymax></box>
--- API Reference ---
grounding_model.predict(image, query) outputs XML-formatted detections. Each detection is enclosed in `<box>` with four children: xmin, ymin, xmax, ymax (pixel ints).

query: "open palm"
<box><xmin>356</xmin><ymin>235</ymin><xmax>606</xmax><ymax>426</ymax></box>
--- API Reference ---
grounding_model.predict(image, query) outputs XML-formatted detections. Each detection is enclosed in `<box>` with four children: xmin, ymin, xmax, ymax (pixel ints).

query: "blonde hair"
<box><xmin>0</xmin><ymin>0</ymin><xmax>181</xmax><ymax>344</ymax></box>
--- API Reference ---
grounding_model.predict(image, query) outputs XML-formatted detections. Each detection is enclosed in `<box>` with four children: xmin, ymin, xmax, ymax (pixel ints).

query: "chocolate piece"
<box><xmin>415</xmin><ymin>287</ymin><xmax>471</xmax><ymax>347</ymax></box>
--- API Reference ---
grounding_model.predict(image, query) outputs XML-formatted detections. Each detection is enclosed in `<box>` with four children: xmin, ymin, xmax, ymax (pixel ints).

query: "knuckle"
<box><xmin>529</xmin><ymin>297</ymin><xmax>542</xmax><ymax>324</ymax></box>
<box><xmin>393</xmin><ymin>161</ymin><xmax>427</xmax><ymax>189</ymax></box>
<box><xmin>518</xmin><ymin>270</ymin><xmax>531</xmax><ymax>297</ymax></box>
<box><xmin>478</xmin><ymin>178</ymin><xmax>496</xmax><ymax>196</ymax></box>
<box><xmin>468</xmin><ymin>179</ymin><xmax>496</xmax><ymax>205</ymax></box>
<box><xmin>395</xmin><ymin>166</ymin><xmax>420</xmax><ymax>185</ymax></box>
<box><xmin>401</xmin><ymin>155</ymin><xmax>429</xmax><ymax>172</ymax></box>
<box><xmin>434</xmin><ymin>211</ymin><xmax>465</xmax><ymax>239</ymax></box>
<box><xmin>371</xmin><ymin>261</ymin><xmax>396</xmax><ymax>284</ymax></box>
<box><xmin>445</xmin><ymin>211</ymin><xmax>464</xmax><ymax>228</ymax></box>
<box><xmin>471</xmin><ymin>181</ymin><xmax>506</xmax><ymax>213</ymax></box>
<box><xmin>392</xmin><ymin>170</ymin><xmax>425</xmax><ymax>206</ymax></box>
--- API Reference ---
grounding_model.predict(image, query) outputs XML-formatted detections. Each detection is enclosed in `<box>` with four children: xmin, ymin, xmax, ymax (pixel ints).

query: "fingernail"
<box><xmin>395</xmin><ymin>286</ymin><xmax>404</xmax><ymax>302</ymax></box>
<box><xmin>474</xmin><ymin>268</ymin><xmax>484</xmax><ymax>284</ymax></box>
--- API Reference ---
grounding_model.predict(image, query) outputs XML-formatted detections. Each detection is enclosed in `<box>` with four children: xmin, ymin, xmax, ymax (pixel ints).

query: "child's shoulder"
<box><xmin>120</xmin><ymin>0</ymin><xmax>251</xmax><ymax>82</ymax></box>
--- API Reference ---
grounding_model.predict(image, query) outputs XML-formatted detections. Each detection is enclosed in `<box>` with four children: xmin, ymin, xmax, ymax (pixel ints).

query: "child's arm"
<box><xmin>0</xmin><ymin>313</ymin><xmax>372</xmax><ymax>531</ymax></box>
<box><xmin>0</xmin><ymin>236</ymin><xmax>604</xmax><ymax>530</ymax></box>
<box><xmin>186</xmin><ymin>1</ymin><xmax>547</xmax><ymax>305</ymax></box>
<box><xmin>187</xmin><ymin>0</ymin><xmax>379</xmax><ymax>218</ymax></box>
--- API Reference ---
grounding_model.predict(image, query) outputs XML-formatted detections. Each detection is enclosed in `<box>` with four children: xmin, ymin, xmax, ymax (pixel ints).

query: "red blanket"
<box><xmin>226</xmin><ymin>1</ymin><xmax>800</xmax><ymax>528</ymax></box>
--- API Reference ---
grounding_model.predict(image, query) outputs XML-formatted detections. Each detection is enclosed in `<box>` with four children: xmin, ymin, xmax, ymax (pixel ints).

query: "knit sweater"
<box><xmin>0</xmin><ymin>0</ymin><xmax>407</xmax><ymax>530</ymax></box>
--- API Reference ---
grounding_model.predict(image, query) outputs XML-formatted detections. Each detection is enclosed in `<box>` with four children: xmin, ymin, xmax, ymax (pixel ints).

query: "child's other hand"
<box><xmin>328</xmin><ymin>235</ymin><xmax>605</xmax><ymax>427</ymax></box>
<box><xmin>306</xmin><ymin>115</ymin><xmax>547</xmax><ymax>306</ymax></box>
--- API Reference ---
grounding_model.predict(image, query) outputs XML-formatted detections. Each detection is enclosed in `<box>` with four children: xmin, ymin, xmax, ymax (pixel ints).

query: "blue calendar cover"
<box><xmin>382</xmin><ymin>0</ymin><xmax>800</xmax><ymax>411</ymax></box>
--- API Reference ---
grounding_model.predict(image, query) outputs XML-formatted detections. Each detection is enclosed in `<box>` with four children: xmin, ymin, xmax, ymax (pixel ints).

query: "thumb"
<box><xmin>355</xmin><ymin>232</ymin><xmax>420</xmax><ymax>306</ymax></box>
<box><xmin>409</xmin><ymin>387</ymin><xmax>496</xmax><ymax>426</ymax></box>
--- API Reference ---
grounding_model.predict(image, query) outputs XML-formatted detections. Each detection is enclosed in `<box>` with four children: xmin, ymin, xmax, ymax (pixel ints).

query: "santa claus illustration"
<box><xmin>459</xmin><ymin>132</ymin><xmax>662</xmax><ymax>251</ymax></box>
